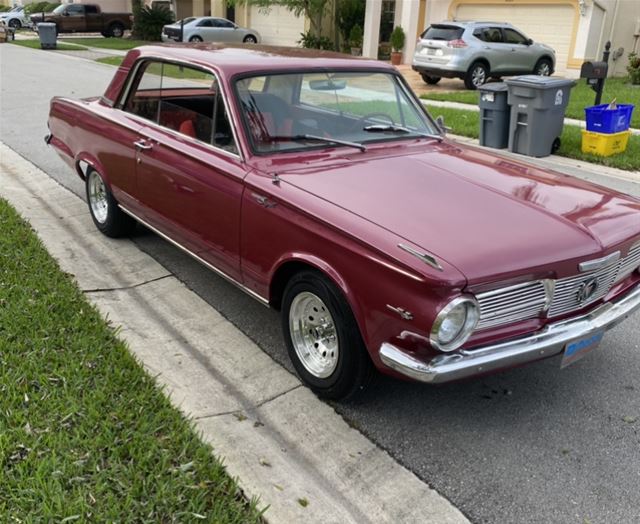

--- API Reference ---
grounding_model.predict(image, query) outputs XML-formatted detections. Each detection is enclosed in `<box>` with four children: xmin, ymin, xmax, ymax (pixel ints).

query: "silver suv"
<box><xmin>412</xmin><ymin>21</ymin><xmax>556</xmax><ymax>89</ymax></box>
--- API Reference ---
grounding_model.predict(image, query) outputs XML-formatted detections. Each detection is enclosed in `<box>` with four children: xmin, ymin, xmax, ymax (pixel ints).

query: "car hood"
<box><xmin>275</xmin><ymin>142</ymin><xmax>640</xmax><ymax>284</ymax></box>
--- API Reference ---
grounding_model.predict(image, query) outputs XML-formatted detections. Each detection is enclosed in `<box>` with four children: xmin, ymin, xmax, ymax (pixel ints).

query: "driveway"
<box><xmin>2</xmin><ymin>43</ymin><xmax>640</xmax><ymax>524</ymax></box>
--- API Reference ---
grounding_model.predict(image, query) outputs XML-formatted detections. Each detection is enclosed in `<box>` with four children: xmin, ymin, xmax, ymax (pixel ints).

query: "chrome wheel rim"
<box><xmin>245</xmin><ymin>36</ymin><xmax>257</xmax><ymax>43</ymax></box>
<box><xmin>472</xmin><ymin>66</ymin><xmax>486</xmax><ymax>87</ymax></box>
<box><xmin>289</xmin><ymin>292</ymin><xmax>339</xmax><ymax>379</ymax></box>
<box><xmin>88</xmin><ymin>171</ymin><xmax>109</xmax><ymax>224</ymax></box>
<box><xmin>536</xmin><ymin>62</ymin><xmax>551</xmax><ymax>76</ymax></box>
<box><xmin>112</xmin><ymin>26</ymin><xmax>123</xmax><ymax>37</ymax></box>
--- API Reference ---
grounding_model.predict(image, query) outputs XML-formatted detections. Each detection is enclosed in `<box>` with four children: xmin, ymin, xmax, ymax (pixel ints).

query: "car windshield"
<box><xmin>180</xmin><ymin>17</ymin><xmax>196</xmax><ymax>25</ymax></box>
<box><xmin>235</xmin><ymin>71</ymin><xmax>439</xmax><ymax>154</ymax></box>
<box><xmin>52</xmin><ymin>5</ymin><xmax>66</xmax><ymax>14</ymax></box>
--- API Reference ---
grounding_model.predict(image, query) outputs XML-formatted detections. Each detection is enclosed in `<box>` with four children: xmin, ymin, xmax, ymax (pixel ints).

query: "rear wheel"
<box><xmin>421</xmin><ymin>74</ymin><xmax>441</xmax><ymax>85</ymax></box>
<box><xmin>8</xmin><ymin>18</ymin><xmax>21</xmax><ymax>29</ymax></box>
<box><xmin>243</xmin><ymin>34</ymin><xmax>258</xmax><ymax>44</ymax></box>
<box><xmin>534</xmin><ymin>57</ymin><xmax>553</xmax><ymax>76</ymax></box>
<box><xmin>189</xmin><ymin>35</ymin><xmax>203</xmax><ymax>42</ymax></box>
<box><xmin>282</xmin><ymin>270</ymin><xmax>373</xmax><ymax>400</ymax></box>
<box><xmin>108</xmin><ymin>22</ymin><xmax>124</xmax><ymax>38</ymax></box>
<box><xmin>85</xmin><ymin>169</ymin><xmax>136</xmax><ymax>238</ymax></box>
<box><xmin>464</xmin><ymin>61</ymin><xmax>489</xmax><ymax>90</ymax></box>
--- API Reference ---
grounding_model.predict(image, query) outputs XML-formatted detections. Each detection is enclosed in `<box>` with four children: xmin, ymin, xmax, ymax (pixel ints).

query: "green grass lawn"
<box><xmin>421</xmin><ymin>77</ymin><xmax>640</xmax><ymax>128</ymax></box>
<box><xmin>428</xmin><ymin>106</ymin><xmax>640</xmax><ymax>171</ymax></box>
<box><xmin>59</xmin><ymin>37</ymin><xmax>149</xmax><ymax>50</ymax></box>
<box><xmin>10</xmin><ymin>39</ymin><xmax>88</xmax><ymax>51</ymax></box>
<box><xmin>0</xmin><ymin>198</ymin><xmax>263</xmax><ymax>522</ymax></box>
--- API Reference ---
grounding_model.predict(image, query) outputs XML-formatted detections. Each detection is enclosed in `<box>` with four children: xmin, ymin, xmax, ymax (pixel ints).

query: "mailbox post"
<box><xmin>580</xmin><ymin>41</ymin><xmax>611</xmax><ymax>105</ymax></box>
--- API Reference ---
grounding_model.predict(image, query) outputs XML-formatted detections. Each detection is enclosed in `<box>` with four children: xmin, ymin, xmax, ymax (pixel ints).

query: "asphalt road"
<box><xmin>2</xmin><ymin>44</ymin><xmax>640</xmax><ymax>524</ymax></box>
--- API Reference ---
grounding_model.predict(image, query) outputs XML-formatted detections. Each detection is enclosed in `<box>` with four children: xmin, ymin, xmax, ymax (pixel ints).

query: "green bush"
<box><xmin>0</xmin><ymin>6</ymin><xmax>10</xmax><ymax>12</ymax></box>
<box><xmin>348</xmin><ymin>24</ymin><xmax>363</xmax><ymax>48</ymax></box>
<box><xmin>298</xmin><ymin>31</ymin><xmax>334</xmax><ymax>50</ymax></box>
<box><xmin>132</xmin><ymin>4</ymin><xmax>174</xmax><ymax>41</ymax></box>
<box><xmin>336</xmin><ymin>0</ymin><xmax>365</xmax><ymax>48</ymax></box>
<box><xmin>390</xmin><ymin>26</ymin><xmax>405</xmax><ymax>52</ymax></box>
<box><xmin>627</xmin><ymin>53</ymin><xmax>640</xmax><ymax>85</ymax></box>
<box><xmin>24</xmin><ymin>2</ymin><xmax>60</xmax><ymax>14</ymax></box>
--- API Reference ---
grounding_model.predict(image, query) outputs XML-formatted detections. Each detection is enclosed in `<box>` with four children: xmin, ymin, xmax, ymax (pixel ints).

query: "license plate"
<box><xmin>560</xmin><ymin>331</ymin><xmax>604</xmax><ymax>368</ymax></box>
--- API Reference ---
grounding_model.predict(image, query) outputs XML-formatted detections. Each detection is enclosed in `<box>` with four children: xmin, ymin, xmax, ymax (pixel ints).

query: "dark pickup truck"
<box><xmin>31</xmin><ymin>3</ymin><xmax>133</xmax><ymax>37</ymax></box>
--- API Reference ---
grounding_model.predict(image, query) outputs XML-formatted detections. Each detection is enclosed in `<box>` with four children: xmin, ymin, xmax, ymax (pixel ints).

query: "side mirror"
<box><xmin>435</xmin><ymin>115</ymin><xmax>449</xmax><ymax>135</ymax></box>
<box><xmin>63</xmin><ymin>11</ymin><xmax>69</xmax><ymax>16</ymax></box>
<box><xmin>526</xmin><ymin>38</ymin><xmax>533</xmax><ymax>46</ymax></box>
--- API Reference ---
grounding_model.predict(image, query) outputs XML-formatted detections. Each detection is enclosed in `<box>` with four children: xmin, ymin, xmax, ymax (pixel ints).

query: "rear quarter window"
<box><xmin>420</xmin><ymin>25</ymin><xmax>463</xmax><ymax>41</ymax></box>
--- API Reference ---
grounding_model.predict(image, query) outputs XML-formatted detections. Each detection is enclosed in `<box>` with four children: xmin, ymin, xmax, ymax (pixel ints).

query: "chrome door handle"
<box><xmin>134</xmin><ymin>139</ymin><xmax>153</xmax><ymax>151</ymax></box>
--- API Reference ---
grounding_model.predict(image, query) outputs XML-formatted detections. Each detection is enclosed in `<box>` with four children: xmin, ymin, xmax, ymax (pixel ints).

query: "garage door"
<box><xmin>249</xmin><ymin>5</ymin><xmax>306</xmax><ymax>46</ymax></box>
<box><xmin>455</xmin><ymin>3</ymin><xmax>575</xmax><ymax>74</ymax></box>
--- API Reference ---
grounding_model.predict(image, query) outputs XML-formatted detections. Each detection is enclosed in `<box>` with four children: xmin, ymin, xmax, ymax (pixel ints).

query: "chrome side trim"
<box><xmin>579</xmin><ymin>251</ymin><xmax>620</xmax><ymax>273</ymax></box>
<box><xmin>380</xmin><ymin>282</ymin><xmax>640</xmax><ymax>384</ymax></box>
<box><xmin>386</xmin><ymin>304</ymin><xmax>414</xmax><ymax>320</ymax></box>
<box><xmin>119</xmin><ymin>205</ymin><xmax>270</xmax><ymax>307</ymax></box>
<box><xmin>398</xmin><ymin>243</ymin><xmax>443</xmax><ymax>271</ymax></box>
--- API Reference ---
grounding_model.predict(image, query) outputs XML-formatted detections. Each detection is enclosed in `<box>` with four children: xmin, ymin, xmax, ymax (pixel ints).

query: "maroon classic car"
<box><xmin>47</xmin><ymin>45</ymin><xmax>640</xmax><ymax>399</ymax></box>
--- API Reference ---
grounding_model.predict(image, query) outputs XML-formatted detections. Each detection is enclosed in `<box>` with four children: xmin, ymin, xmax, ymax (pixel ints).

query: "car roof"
<box><xmin>433</xmin><ymin>20</ymin><xmax>514</xmax><ymax>28</ymax></box>
<box><xmin>124</xmin><ymin>44</ymin><xmax>394</xmax><ymax>77</ymax></box>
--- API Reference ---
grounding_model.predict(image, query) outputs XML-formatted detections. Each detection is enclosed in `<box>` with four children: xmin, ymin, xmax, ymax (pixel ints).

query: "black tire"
<box><xmin>464</xmin><ymin>61</ymin><xmax>489</xmax><ymax>90</ymax></box>
<box><xmin>108</xmin><ymin>22</ymin><xmax>124</xmax><ymax>38</ymax></box>
<box><xmin>533</xmin><ymin>57</ymin><xmax>553</xmax><ymax>76</ymax></box>
<box><xmin>8</xmin><ymin>18</ymin><xmax>21</xmax><ymax>29</ymax></box>
<box><xmin>189</xmin><ymin>35</ymin><xmax>203</xmax><ymax>42</ymax></box>
<box><xmin>421</xmin><ymin>74</ymin><xmax>441</xmax><ymax>85</ymax></box>
<box><xmin>85</xmin><ymin>169</ymin><xmax>136</xmax><ymax>238</ymax></box>
<box><xmin>282</xmin><ymin>270</ymin><xmax>374</xmax><ymax>400</ymax></box>
<box><xmin>243</xmin><ymin>34</ymin><xmax>258</xmax><ymax>44</ymax></box>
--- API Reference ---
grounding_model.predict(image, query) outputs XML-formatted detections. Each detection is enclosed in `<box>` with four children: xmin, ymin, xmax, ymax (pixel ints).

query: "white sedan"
<box><xmin>162</xmin><ymin>17</ymin><xmax>260</xmax><ymax>44</ymax></box>
<box><xmin>0</xmin><ymin>5</ymin><xmax>30</xmax><ymax>29</ymax></box>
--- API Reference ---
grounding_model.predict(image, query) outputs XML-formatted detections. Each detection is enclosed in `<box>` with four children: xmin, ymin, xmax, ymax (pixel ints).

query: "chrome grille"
<box><xmin>477</xmin><ymin>281</ymin><xmax>548</xmax><ymax>330</ymax></box>
<box><xmin>475</xmin><ymin>241</ymin><xmax>640</xmax><ymax>330</ymax></box>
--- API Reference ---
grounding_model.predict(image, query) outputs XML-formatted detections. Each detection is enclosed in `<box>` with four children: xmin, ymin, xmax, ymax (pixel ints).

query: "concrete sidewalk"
<box><xmin>0</xmin><ymin>142</ymin><xmax>468</xmax><ymax>524</ymax></box>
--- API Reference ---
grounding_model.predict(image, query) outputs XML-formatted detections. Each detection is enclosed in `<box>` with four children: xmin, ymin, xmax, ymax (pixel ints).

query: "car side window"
<box><xmin>67</xmin><ymin>5</ymin><xmax>84</xmax><ymax>15</ymax></box>
<box><xmin>124</xmin><ymin>60</ymin><xmax>238</xmax><ymax>154</ymax></box>
<box><xmin>216</xmin><ymin>19</ymin><xmax>234</xmax><ymax>28</ymax></box>
<box><xmin>85</xmin><ymin>5</ymin><xmax>99</xmax><ymax>14</ymax></box>
<box><xmin>503</xmin><ymin>28</ymin><xmax>527</xmax><ymax>45</ymax></box>
<box><xmin>197</xmin><ymin>18</ymin><xmax>213</xmax><ymax>27</ymax></box>
<box><xmin>475</xmin><ymin>27</ymin><xmax>502</xmax><ymax>43</ymax></box>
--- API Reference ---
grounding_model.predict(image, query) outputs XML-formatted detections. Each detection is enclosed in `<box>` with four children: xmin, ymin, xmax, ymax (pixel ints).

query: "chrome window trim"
<box><xmin>119</xmin><ymin>205</ymin><xmax>269</xmax><ymax>306</ymax></box>
<box><xmin>116</xmin><ymin>56</ymin><xmax>245</xmax><ymax>162</ymax></box>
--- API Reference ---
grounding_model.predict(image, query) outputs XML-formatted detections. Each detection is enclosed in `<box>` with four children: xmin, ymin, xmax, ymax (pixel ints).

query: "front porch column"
<box><xmin>363</xmin><ymin>0</ymin><xmax>382</xmax><ymax>59</ymax></box>
<box><xmin>398</xmin><ymin>0</ymin><xmax>421</xmax><ymax>64</ymax></box>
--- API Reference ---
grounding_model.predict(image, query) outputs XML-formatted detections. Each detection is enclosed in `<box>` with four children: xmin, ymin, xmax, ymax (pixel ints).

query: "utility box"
<box><xmin>37</xmin><ymin>22</ymin><xmax>57</xmax><ymax>50</ymax></box>
<box><xmin>505</xmin><ymin>75</ymin><xmax>576</xmax><ymax>157</ymax></box>
<box><xmin>478</xmin><ymin>82</ymin><xmax>510</xmax><ymax>149</ymax></box>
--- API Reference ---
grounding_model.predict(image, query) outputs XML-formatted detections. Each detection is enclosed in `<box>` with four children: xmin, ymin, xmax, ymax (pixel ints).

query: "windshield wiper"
<box><xmin>280</xmin><ymin>134</ymin><xmax>367</xmax><ymax>152</ymax></box>
<box><xmin>363</xmin><ymin>124</ymin><xmax>443</xmax><ymax>142</ymax></box>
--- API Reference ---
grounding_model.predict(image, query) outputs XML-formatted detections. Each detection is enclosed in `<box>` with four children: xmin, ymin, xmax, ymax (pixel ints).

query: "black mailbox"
<box><xmin>580</xmin><ymin>61</ymin><xmax>608</xmax><ymax>79</ymax></box>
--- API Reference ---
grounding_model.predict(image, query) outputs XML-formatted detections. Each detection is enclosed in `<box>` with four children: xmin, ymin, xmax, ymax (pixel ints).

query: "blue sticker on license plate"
<box><xmin>561</xmin><ymin>331</ymin><xmax>605</xmax><ymax>368</ymax></box>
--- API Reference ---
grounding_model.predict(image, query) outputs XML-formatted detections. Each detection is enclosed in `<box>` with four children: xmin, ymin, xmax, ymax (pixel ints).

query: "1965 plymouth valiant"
<box><xmin>47</xmin><ymin>45</ymin><xmax>640</xmax><ymax>399</ymax></box>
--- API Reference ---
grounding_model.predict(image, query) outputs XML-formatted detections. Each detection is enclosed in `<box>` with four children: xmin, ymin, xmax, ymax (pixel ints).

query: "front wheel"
<box><xmin>86</xmin><ymin>169</ymin><xmax>136</xmax><ymax>237</ymax></box>
<box><xmin>8</xmin><ymin>19</ymin><xmax>21</xmax><ymax>29</ymax></box>
<box><xmin>533</xmin><ymin>57</ymin><xmax>553</xmax><ymax>76</ymax></box>
<box><xmin>421</xmin><ymin>74</ymin><xmax>441</xmax><ymax>85</ymax></box>
<box><xmin>282</xmin><ymin>270</ymin><xmax>373</xmax><ymax>400</ymax></box>
<box><xmin>464</xmin><ymin>61</ymin><xmax>489</xmax><ymax>90</ymax></box>
<box><xmin>243</xmin><ymin>34</ymin><xmax>258</xmax><ymax>44</ymax></box>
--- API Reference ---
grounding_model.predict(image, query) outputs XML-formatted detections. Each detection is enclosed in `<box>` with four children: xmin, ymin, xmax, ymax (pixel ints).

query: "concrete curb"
<box><xmin>0</xmin><ymin>142</ymin><xmax>469</xmax><ymax>524</ymax></box>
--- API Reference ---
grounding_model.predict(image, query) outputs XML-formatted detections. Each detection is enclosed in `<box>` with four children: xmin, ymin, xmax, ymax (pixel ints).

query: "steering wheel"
<box><xmin>350</xmin><ymin>112</ymin><xmax>396</xmax><ymax>131</ymax></box>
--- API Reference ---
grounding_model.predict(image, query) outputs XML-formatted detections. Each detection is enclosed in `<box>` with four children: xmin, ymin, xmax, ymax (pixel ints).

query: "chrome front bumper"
<box><xmin>380</xmin><ymin>283</ymin><xmax>640</xmax><ymax>384</ymax></box>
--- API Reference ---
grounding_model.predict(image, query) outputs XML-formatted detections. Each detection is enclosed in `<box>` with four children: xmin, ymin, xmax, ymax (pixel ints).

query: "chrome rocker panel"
<box><xmin>380</xmin><ymin>283</ymin><xmax>640</xmax><ymax>384</ymax></box>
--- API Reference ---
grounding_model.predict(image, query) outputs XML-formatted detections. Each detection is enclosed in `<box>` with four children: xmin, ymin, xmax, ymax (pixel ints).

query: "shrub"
<box><xmin>627</xmin><ymin>53</ymin><xmax>640</xmax><ymax>85</ymax></box>
<box><xmin>336</xmin><ymin>0</ymin><xmax>365</xmax><ymax>47</ymax></box>
<box><xmin>0</xmin><ymin>6</ymin><xmax>10</xmax><ymax>12</ymax></box>
<box><xmin>390</xmin><ymin>26</ymin><xmax>405</xmax><ymax>52</ymax></box>
<box><xmin>348</xmin><ymin>24</ymin><xmax>363</xmax><ymax>48</ymax></box>
<box><xmin>298</xmin><ymin>31</ymin><xmax>334</xmax><ymax>50</ymax></box>
<box><xmin>24</xmin><ymin>2</ymin><xmax>60</xmax><ymax>14</ymax></box>
<box><xmin>132</xmin><ymin>4</ymin><xmax>174</xmax><ymax>41</ymax></box>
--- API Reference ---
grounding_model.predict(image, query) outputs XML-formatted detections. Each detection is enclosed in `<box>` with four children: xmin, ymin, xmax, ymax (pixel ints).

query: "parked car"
<box><xmin>413</xmin><ymin>21</ymin><xmax>556</xmax><ymax>89</ymax></box>
<box><xmin>162</xmin><ymin>17</ymin><xmax>260</xmax><ymax>43</ymax></box>
<box><xmin>0</xmin><ymin>5</ymin><xmax>30</xmax><ymax>29</ymax></box>
<box><xmin>30</xmin><ymin>3</ymin><xmax>133</xmax><ymax>38</ymax></box>
<box><xmin>47</xmin><ymin>45</ymin><xmax>640</xmax><ymax>399</ymax></box>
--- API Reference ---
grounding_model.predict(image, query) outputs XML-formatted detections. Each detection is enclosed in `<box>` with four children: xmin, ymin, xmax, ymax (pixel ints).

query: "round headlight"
<box><xmin>430</xmin><ymin>296</ymin><xmax>480</xmax><ymax>352</ymax></box>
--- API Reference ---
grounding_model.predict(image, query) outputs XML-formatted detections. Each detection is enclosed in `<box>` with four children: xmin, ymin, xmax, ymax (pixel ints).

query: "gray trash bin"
<box><xmin>37</xmin><ymin>22</ymin><xmax>57</xmax><ymax>50</ymax></box>
<box><xmin>478</xmin><ymin>83</ymin><xmax>510</xmax><ymax>149</ymax></box>
<box><xmin>506</xmin><ymin>75</ymin><xmax>576</xmax><ymax>157</ymax></box>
